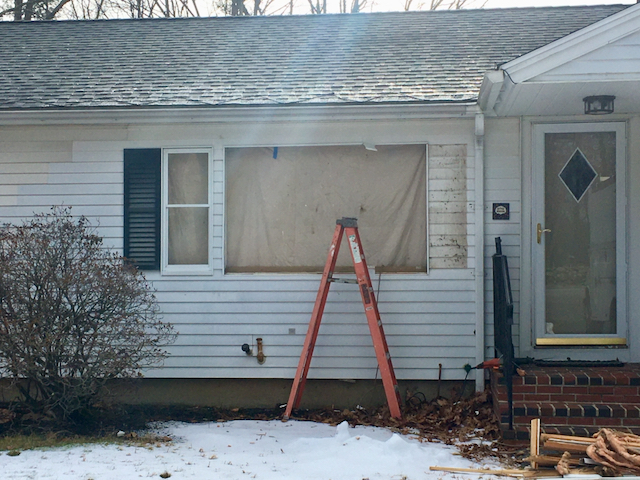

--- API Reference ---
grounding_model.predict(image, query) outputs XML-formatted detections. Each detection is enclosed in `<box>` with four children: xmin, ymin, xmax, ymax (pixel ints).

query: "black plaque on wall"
<box><xmin>493</xmin><ymin>203</ymin><xmax>510</xmax><ymax>220</ymax></box>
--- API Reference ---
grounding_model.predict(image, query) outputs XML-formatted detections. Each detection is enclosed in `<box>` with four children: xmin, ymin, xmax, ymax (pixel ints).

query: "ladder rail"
<box><xmin>284</xmin><ymin>223</ymin><xmax>344</xmax><ymax>419</ymax></box>
<box><xmin>344</xmin><ymin>225</ymin><xmax>402</xmax><ymax>419</ymax></box>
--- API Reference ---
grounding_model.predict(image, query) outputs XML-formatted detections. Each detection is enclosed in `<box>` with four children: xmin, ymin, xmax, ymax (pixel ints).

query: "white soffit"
<box><xmin>495</xmin><ymin>80</ymin><xmax>640</xmax><ymax>117</ymax></box>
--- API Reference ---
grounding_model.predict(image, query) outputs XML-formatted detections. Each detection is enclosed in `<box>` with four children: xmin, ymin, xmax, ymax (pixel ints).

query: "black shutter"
<box><xmin>124</xmin><ymin>149</ymin><xmax>161</xmax><ymax>270</ymax></box>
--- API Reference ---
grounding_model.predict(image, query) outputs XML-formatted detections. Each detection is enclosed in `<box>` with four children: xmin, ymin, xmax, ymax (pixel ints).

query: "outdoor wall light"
<box><xmin>583</xmin><ymin>95</ymin><xmax>615</xmax><ymax>115</ymax></box>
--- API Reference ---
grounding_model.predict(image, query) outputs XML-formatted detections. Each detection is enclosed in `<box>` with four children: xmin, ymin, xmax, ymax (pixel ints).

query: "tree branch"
<box><xmin>45</xmin><ymin>0</ymin><xmax>75</xmax><ymax>19</ymax></box>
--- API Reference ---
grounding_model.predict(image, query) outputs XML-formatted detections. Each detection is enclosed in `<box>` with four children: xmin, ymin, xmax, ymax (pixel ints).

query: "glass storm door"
<box><xmin>533</xmin><ymin>124</ymin><xmax>626</xmax><ymax>346</ymax></box>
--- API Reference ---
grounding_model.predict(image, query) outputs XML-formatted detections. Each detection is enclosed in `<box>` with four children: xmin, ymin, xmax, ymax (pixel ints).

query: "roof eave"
<box><xmin>501</xmin><ymin>2</ymin><xmax>640</xmax><ymax>84</ymax></box>
<box><xmin>0</xmin><ymin>102</ymin><xmax>480</xmax><ymax>126</ymax></box>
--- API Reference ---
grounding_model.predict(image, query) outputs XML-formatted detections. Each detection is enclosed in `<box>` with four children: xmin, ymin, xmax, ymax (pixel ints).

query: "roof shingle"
<box><xmin>0</xmin><ymin>5</ymin><xmax>629</xmax><ymax>110</ymax></box>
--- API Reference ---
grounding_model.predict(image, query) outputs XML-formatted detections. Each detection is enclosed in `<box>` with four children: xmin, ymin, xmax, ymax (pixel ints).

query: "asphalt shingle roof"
<box><xmin>0</xmin><ymin>5</ymin><xmax>629</xmax><ymax>110</ymax></box>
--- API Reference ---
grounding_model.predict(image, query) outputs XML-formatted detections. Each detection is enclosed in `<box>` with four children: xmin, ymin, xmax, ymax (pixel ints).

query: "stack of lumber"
<box><xmin>431</xmin><ymin>420</ymin><xmax>640</xmax><ymax>478</ymax></box>
<box><xmin>528</xmin><ymin>422</ymin><xmax>640</xmax><ymax>476</ymax></box>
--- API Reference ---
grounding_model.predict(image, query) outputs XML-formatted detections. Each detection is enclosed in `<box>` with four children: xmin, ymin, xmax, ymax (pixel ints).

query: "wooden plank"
<box><xmin>430</xmin><ymin>466</ymin><xmax>527</xmax><ymax>477</ymax></box>
<box><xmin>542</xmin><ymin>441</ymin><xmax>589</xmax><ymax>454</ymax></box>
<box><xmin>542</xmin><ymin>434</ymin><xmax>640</xmax><ymax>450</ymax></box>
<box><xmin>526</xmin><ymin>455</ymin><xmax>581</xmax><ymax>468</ymax></box>
<box><xmin>541</xmin><ymin>434</ymin><xmax>596</xmax><ymax>444</ymax></box>
<box><xmin>431</xmin><ymin>466</ymin><xmax>564</xmax><ymax>478</ymax></box>
<box><xmin>531</xmin><ymin>418</ymin><xmax>541</xmax><ymax>469</ymax></box>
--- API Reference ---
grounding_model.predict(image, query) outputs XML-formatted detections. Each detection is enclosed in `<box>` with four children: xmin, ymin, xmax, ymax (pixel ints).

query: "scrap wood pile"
<box><xmin>529</xmin><ymin>427</ymin><xmax>640</xmax><ymax>477</ymax></box>
<box><xmin>432</xmin><ymin>420</ymin><xmax>640</xmax><ymax>478</ymax></box>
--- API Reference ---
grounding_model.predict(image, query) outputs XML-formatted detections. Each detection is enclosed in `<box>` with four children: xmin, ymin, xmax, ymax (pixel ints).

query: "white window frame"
<box><xmin>161</xmin><ymin>147</ymin><xmax>214</xmax><ymax>276</ymax></box>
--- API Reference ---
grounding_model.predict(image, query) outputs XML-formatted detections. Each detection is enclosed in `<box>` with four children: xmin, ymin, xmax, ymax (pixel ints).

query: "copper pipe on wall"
<box><xmin>256</xmin><ymin>338</ymin><xmax>266</xmax><ymax>364</ymax></box>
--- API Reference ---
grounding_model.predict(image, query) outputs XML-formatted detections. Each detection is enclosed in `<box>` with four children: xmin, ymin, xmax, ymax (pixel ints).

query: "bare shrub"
<box><xmin>0</xmin><ymin>207</ymin><xmax>174</xmax><ymax>421</ymax></box>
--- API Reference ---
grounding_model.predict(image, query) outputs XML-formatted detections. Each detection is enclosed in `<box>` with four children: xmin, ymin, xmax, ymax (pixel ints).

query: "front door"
<box><xmin>533</xmin><ymin>123</ymin><xmax>626</xmax><ymax>346</ymax></box>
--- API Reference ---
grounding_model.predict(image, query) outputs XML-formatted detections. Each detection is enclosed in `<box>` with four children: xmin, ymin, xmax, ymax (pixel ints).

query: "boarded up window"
<box><xmin>428</xmin><ymin>145</ymin><xmax>468</xmax><ymax>269</ymax></box>
<box><xmin>225</xmin><ymin>145</ymin><xmax>426</xmax><ymax>273</ymax></box>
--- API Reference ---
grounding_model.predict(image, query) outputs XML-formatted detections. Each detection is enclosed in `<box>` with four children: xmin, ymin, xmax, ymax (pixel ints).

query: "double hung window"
<box><xmin>124</xmin><ymin>148</ymin><xmax>213</xmax><ymax>274</ymax></box>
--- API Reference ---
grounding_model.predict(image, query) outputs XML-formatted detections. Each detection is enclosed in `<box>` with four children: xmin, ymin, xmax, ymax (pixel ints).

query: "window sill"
<box><xmin>162</xmin><ymin>266</ymin><xmax>214</xmax><ymax>276</ymax></box>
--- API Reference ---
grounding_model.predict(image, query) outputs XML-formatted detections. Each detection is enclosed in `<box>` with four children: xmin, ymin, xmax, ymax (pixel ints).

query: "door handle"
<box><xmin>537</xmin><ymin>223</ymin><xmax>551</xmax><ymax>244</ymax></box>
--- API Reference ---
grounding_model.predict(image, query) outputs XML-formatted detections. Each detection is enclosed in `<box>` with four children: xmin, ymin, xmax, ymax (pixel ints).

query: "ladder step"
<box><xmin>327</xmin><ymin>278</ymin><xmax>359</xmax><ymax>284</ymax></box>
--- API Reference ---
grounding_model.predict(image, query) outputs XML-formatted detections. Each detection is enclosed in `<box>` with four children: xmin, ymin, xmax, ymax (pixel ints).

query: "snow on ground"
<box><xmin>4</xmin><ymin>420</ymin><xmax>499</xmax><ymax>480</ymax></box>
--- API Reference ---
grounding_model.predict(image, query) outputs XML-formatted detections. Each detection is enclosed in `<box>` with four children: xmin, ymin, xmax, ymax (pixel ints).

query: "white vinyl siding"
<box><xmin>151</xmin><ymin>271</ymin><xmax>476</xmax><ymax>379</ymax></box>
<box><xmin>0</xmin><ymin>139</ymin><xmax>123</xmax><ymax>247</ymax></box>
<box><xmin>0</xmin><ymin>119</ymin><xmax>479</xmax><ymax>381</ymax></box>
<box><xmin>483</xmin><ymin>118</ymin><xmax>521</xmax><ymax>359</ymax></box>
<box><xmin>531</xmin><ymin>30</ymin><xmax>640</xmax><ymax>83</ymax></box>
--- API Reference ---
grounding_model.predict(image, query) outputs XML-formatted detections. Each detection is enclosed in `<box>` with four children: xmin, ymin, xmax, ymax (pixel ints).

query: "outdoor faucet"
<box><xmin>256</xmin><ymin>338</ymin><xmax>266</xmax><ymax>364</ymax></box>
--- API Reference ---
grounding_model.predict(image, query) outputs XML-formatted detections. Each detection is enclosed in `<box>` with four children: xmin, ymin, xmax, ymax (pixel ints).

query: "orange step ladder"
<box><xmin>283</xmin><ymin>217</ymin><xmax>402</xmax><ymax>420</ymax></box>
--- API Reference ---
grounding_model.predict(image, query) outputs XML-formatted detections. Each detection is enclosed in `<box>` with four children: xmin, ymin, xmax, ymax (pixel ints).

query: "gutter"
<box><xmin>0</xmin><ymin>102</ymin><xmax>478</xmax><ymax>126</ymax></box>
<box><xmin>477</xmin><ymin>70</ymin><xmax>505</xmax><ymax>116</ymax></box>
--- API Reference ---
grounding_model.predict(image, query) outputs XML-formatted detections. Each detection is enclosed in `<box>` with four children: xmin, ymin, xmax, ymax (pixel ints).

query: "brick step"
<box><xmin>502</xmin><ymin>424</ymin><xmax>640</xmax><ymax>441</ymax></box>
<box><xmin>489</xmin><ymin>365</ymin><xmax>640</xmax><ymax>440</ymax></box>
<box><xmin>500</xmin><ymin>405</ymin><xmax>640</xmax><ymax>435</ymax></box>
<box><xmin>497</xmin><ymin>367</ymin><xmax>640</xmax><ymax>388</ymax></box>
<box><xmin>501</xmin><ymin>402</ymin><xmax>640</xmax><ymax>420</ymax></box>
<box><xmin>493</xmin><ymin>382</ymin><xmax>640</xmax><ymax>404</ymax></box>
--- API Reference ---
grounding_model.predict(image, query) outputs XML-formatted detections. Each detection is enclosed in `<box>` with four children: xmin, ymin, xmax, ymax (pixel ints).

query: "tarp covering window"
<box><xmin>225</xmin><ymin>145</ymin><xmax>427</xmax><ymax>273</ymax></box>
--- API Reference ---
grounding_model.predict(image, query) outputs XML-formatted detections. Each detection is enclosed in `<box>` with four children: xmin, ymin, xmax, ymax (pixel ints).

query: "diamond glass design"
<box><xmin>558</xmin><ymin>149</ymin><xmax>597</xmax><ymax>203</ymax></box>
